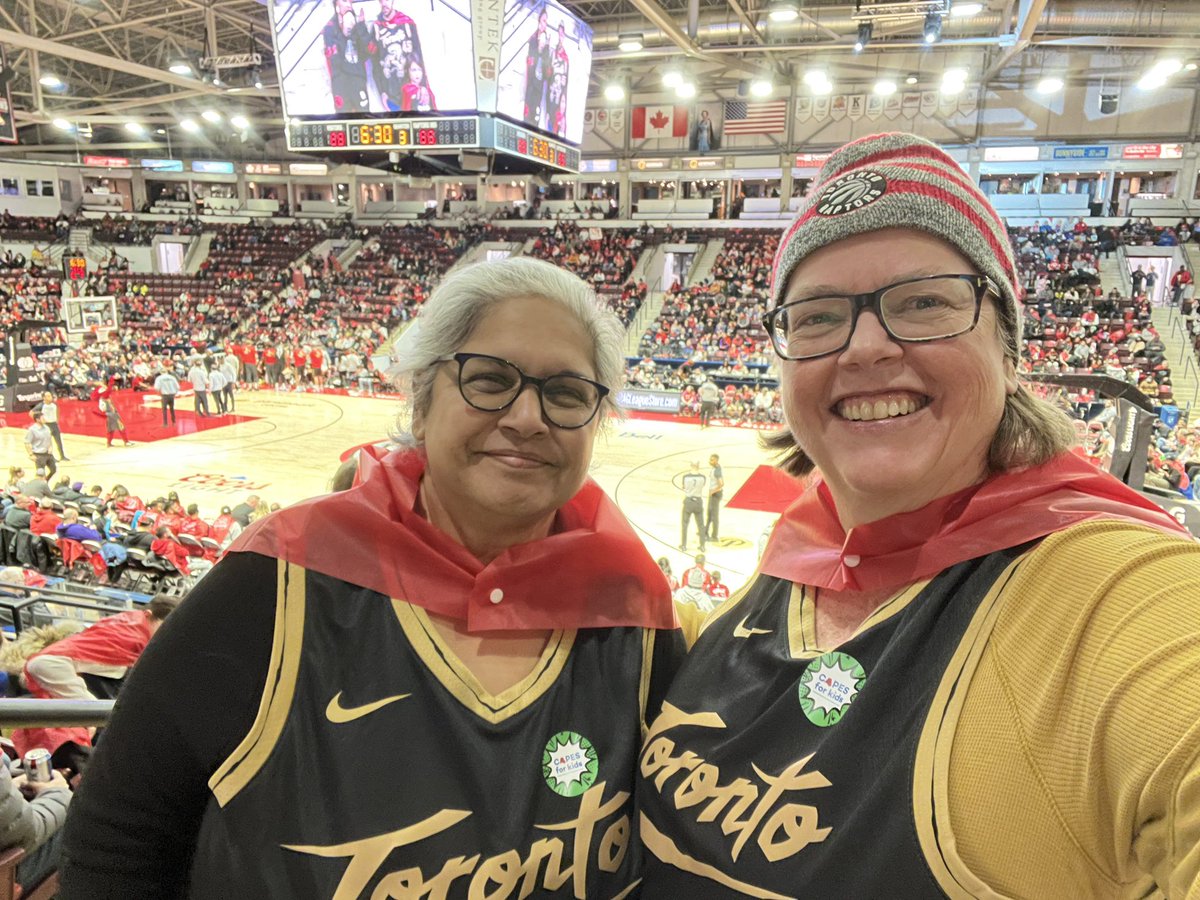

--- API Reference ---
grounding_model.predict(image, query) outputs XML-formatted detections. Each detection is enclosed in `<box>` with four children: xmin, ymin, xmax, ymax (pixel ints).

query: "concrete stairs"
<box><xmin>1151</xmin><ymin>305</ymin><xmax>1200</xmax><ymax>416</ymax></box>
<box><xmin>688</xmin><ymin>238</ymin><xmax>725</xmax><ymax>285</ymax></box>
<box><xmin>624</xmin><ymin>290</ymin><xmax>668</xmax><ymax>357</ymax></box>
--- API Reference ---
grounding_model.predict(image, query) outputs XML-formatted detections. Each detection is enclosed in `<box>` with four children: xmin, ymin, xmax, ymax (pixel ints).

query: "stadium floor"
<box><xmin>0</xmin><ymin>389</ymin><xmax>781</xmax><ymax>592</ymax></box>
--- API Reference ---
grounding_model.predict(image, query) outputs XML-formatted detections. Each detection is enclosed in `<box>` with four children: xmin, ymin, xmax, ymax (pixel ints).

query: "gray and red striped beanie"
<box><xmin>771</xmin><ymin>132</ymin><xmax>1021</xmax><ymax>359</ymax></box>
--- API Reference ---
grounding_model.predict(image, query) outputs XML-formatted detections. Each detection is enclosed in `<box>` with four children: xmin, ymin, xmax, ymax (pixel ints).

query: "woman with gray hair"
<box><xmin>60</xmin><ymin>256</ymin><xmax>686</xmax><ymax>898</ymax></box>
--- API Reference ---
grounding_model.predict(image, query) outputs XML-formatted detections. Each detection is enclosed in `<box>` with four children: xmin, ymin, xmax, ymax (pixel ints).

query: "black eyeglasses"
<box><xmin>440</xmin><ymin>352</ymin><xmax>609</xmax><ymax>429</ymax></box>
<box><xmin>763</xmin><ymin>274</ymin><xmax>998</xmax><ymax>361</ymax></box>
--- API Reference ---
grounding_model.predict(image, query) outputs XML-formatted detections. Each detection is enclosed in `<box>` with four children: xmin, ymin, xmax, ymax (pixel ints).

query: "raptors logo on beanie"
<box><xmin>771</xmin><ymin>132</ymin><xmax>1021</xmax><ymax>360</ymax></box>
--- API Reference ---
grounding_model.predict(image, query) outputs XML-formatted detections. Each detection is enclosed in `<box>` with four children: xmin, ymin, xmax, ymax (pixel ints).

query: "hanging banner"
<box><xmin>883</xmin><ymin>94</ymin><xmax>902</xmax><ymax>119</ymax></box>
<box><xmin>830</xmin><ymin>94</ymin><xmax>847</xmax><ymax>120</ymax></box>
<box><xmin>958</xmin><ymin>90</ymin><xmax>979</xmax><ymax>116</ymax></box>
<box><xmin>812</xmin><ymin>95</ymin><xmax>831</xmax><ymax>119</ymax></box>
<box><xmin>0</xmin><ymin>47</ymin><xmax>16</xmax><ymax>144</ymax></box>
<box><xmin>609</xmin><ymin>107</ymin><xmax>625</xmax><ymax>135</ymax></box>
<box><xmin>865</xmin><ymin>94</ymin><xmax>883</xmax><ymax>120</ymax></box>
<box><xmin>583</xmin><ymin>109</ymin><xmax>595</xmax><ymax>132</ymax></box>
<box><xmin>595</xmin><ymin>108</ymin><xmax>609</xmax><ymax>132</ymax></box>
<box><xmin>901</xmin><ymin>92</ymin><xmax>920</xmax><ymax>118</ymax></box>
<box><xmin>472</xmin><ymin>0</ymin><xmax>503</xmax><ymax>112</ymax></box>
<box><xmin>847</xmin><ymin>94</ymin><xmax>865</xmax><ymax>120</ymax></box>
<box><xmin>795</xmin><ymin>97</ymin><xmax>813</xmax><ymax>122</ymax></box>
<box><xmin>920</xmin><ymin>91</ymin><xmax>939</xmax><ymax>118</ymax></box>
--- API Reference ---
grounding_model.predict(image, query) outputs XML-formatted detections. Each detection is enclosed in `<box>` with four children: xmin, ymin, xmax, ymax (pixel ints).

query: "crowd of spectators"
<box><xmin>2</xmin><ymin>464</ymin><xmax>271</xmax><ymax>586</ymax></box>
<box><xmin>637</xmin><ymin>231</ymin><xmax>778</xmax><ymax>366</ymax></box>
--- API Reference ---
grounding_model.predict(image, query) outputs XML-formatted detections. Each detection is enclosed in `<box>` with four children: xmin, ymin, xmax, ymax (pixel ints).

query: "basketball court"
<box><xmin>0</xmin><ymin>389</ymin><xmax>783</xmax><ymax>592</ymax></box>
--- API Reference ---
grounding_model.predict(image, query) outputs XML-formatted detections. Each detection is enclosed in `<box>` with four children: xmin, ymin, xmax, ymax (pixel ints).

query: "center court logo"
<box><xmin>815</xmin><ymin>170</ymin><xmax>888</xmax><ymax>216</ymax></box>
<box><xmin>542</xmin><ymin>730</ymin><xmax>599</xmax><ymax>797</ymax></box>
<box><xmin>797</xmin><ymin>651</ymin><xmax>866</xmax><ymax>727</ymax></box>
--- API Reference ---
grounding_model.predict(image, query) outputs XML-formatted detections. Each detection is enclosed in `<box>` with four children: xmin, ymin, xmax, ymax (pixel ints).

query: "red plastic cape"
<box><xmin>16</xmin><ymin>610</ymin><xmax>155</xmax><ymax>758</ymax></box>
<box><xmin>759</xmin><ymin>451</ymin><xmax>1191</xmax><ymax>593</ymax></box>
<box><xmin>230</xmin><ymin>447</ymin><xmax>677</xmax><ymax>633</ymax></box>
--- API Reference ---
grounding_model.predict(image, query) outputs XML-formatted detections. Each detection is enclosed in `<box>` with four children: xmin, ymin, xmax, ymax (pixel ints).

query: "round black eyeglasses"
<box><xmin>440</xmin><ymin>352</ymin><xmax>609</xmax><ymax>429</ymax></box>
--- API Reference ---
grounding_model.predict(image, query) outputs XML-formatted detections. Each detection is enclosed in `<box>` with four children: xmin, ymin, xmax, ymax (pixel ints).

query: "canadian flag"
<box><xmin>631</xmin><ymin>105</ymin><xmax>689</xmax><ymax>140</ymax></box>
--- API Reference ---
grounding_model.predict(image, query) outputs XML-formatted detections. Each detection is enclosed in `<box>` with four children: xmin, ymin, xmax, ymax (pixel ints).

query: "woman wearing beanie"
<box><xmin>638</xmin><ymin>133</ymin><xmax>1200</xmax><ymax>898</ymax></box>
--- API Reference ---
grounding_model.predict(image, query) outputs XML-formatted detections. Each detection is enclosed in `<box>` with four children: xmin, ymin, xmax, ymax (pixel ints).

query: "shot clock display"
<box><xmin>287</xmin><ymin>117</ymin><xmax>480</xmax><ymax>152</ymax></box>
<box><xmin>63</xmin><ymin>256</ymin><xmax>88</xmax><ymax>281</ymax></box>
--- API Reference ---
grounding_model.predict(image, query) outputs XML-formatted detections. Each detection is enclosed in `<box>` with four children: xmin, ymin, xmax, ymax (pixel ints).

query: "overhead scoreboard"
<box><xmin>285</xmin><ymin>115</ymin><xmax>580</xmax><ymax>172</ymax></box>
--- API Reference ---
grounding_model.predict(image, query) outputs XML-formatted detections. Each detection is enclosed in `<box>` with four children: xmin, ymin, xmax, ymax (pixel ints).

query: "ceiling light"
<box><xmin>1137</xmin><ymin>73</ymin><xmax>1167</xmax><ymax>90</ymax></box>
<box><xmin>750</xmin><ymin>78</ymin><xmax>773</xmax><ymax>97</ymax></box>
<box><xmin>201</xmin><ymin>109</ymin><xmax>222</xmax><ymax>123</ymax></box>
<box><xmin>1149</xmin><ymin>58</ymin><xmax>1183</xmax><ymax>77</ymax></box>
<box><xmin>905</xmin><ymin>73</ymin><xmax>919</xmax><ymax>85</ymax></box>
<box><xmin>803</xmin><ymin>69</ymin><xmax>828</xmax><ymax>87</ymax></box>
<box><xmin>923</xmin><ymin>12</ymin><xmax>942</xmax><ymax>43</ymax></box>
<box><xmin>768</xmin><ymin>0</ymin><xmax>799</xmax><ymax>22</ymax></box>
<box><xmin>252</xmin><ymin>70</ymin><xmax>264</xmax><ymax>90</ymax></box>
<box><xmin>618</xmin><ymin>32</ymin><xmax>644</xmax><ymax>52</ymax></box>
<box><xmin>1186</xmin><ymin>62</ymin><xmax>1198</xmax><ymax>72</ymax></box>
<box><xmin>874</xmin><ymin>79</ymin><xmax>897</xmax><ymax>96</ymax></box>
<box><xmin>155</xmin><ymin>128</ymin><xmax>166</xmax><ymax>135</ymax></box>
<box><xmin>124</xmin><ymin>121</ymin><xmax>146</xmax><ymax>134</ymax></box>
<box><xmin>1036</xmin><ymin>76</ymin><xmax>1064</xmax><ymax>94</ymax></box>
<box><xmin>810</xmin><ymin>78</ymin><xmax>833</xmax><ymax>95</ymax></box>
<box><xmin>662</xmin><ymin>70</ymin><xmax>683</xmax><ymax>88</ymax></box>
<box><xmin>52</xmin><ymin>118</ymin><xmax>74</xmax><ymax>131</ymax></box>
<box><xmin>855</xmin><ymin>22</ymin><xmax>872</xmax><ymax>52</ymax></box>
<box><xmin>169</xmin><ymin>60</ymin><xmax>194</xmax><ymax>76</ymax></box>
<box><xmin>603</xmin><ymin>83</ymin><xmax>625</xmax><ymax>102</ymax></box>
<box><xmin>942</xmin><ymin>69</ymin><xmax>967</xmax><ymax>95</ymax></box>
<box><xmin>230</xmin><ymin>114</ymin><xmax>250</xmax><ymax>130</ymax></box>
<box><xmin>211</xmin><ymin>71</ymin><xmax>221</xmax><ymax>87</ymax></box>
<box><xmin>950</xmin><ymin>1</ymin><xmax>983</xmax><ymax>16</ymax></box>
<box><xmin>38</xmin><ymin>74</ymin><xmax>63</xmax><ymax>88</ymax></box>
<box><xmin>675</xmin><ymin>81</ymin><xmax>696</xmax><ymax>98</ymax></box>
<box><xmin>179</xmin><ymin>117</ymin><xmax>200</xmax><ymax>133</ymax></box>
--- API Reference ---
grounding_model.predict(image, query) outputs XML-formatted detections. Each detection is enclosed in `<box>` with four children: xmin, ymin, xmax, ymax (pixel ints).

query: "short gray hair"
<box><xmin>391</xmin><ymin>256</ymin><xmax>626</xmax><ymax>443</ymax></box>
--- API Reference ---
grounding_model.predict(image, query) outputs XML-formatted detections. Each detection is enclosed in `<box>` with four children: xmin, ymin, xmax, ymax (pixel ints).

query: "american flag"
<box><xmin>723</xmin><ymin>99</ymin><xmax>788</xmax><ymax>135</ymax></box>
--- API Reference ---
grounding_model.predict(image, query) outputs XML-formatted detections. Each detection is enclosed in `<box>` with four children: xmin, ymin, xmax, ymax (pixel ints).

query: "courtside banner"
<box><xmin>617</xmin><ymin>388</ymin><xmax>681</xmax><ymax>413</ymax></box>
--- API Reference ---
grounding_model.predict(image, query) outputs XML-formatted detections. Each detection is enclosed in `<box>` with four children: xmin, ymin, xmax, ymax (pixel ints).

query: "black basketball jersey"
<box><xmin>638</xmin><ymin>544</ymin><xmax>1033</xmax><ymax>899</ymax></box>
<box><xmin>190</xmin><ymin>560</ymin><xmax>683</xmax><ymax>898</ymax></box>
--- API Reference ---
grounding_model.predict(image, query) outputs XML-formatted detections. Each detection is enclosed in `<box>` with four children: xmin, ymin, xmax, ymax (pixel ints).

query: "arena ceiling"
<box><xmin>0</xmin><ymin>0</ymin><xmax>1197</xmax><ymax>156</ymax></box>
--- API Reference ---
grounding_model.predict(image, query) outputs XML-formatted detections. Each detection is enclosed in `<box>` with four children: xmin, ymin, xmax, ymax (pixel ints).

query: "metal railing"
<box><xmin>0</xmin><ymin>700</ymin><xmax>113</xmax><ymax>728</ymax></box>
<box><xmin>0</xmin><ymin>585</ymin><xmax>141</xmax><ymax>636</ymax></box>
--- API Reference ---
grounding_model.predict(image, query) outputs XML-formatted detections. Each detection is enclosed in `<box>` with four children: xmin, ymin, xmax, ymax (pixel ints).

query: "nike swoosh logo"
<box><xmin>325</xmin><ymin>690</ymin><xmax>411</xmax><ymax>724</ymax></box>
<box><xmin>732</xmin><ymin>616</ymin><xmax>772</xmax><ymax>639</ymax></box>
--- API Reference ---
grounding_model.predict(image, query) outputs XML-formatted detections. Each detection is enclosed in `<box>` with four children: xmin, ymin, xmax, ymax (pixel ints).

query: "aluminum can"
<box><xmin>22</xmin><ymin>749</ymin><xmax>52</xmax><ymax>783</ymax></box>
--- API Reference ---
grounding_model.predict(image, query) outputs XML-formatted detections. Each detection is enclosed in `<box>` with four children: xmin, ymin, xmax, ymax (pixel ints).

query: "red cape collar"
<box><xmin>760</xmin><ymin>451</ymin><xmax>1190</xmax><ymax>593</ymax></box>
<box><xmin>230</xmin><ymin>447</ymin><xmax>677</xmax><ymax>632</ymax></box>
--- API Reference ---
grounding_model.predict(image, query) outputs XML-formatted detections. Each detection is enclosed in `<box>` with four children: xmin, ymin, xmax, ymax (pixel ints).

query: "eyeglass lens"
<box><xmin>458</xmin><ymin>355</ymin><xmax>602</xmax><ymax>427</ymax></box>
<box><xmin>772</xmin><ymin>276</ymin><xmax>979</xmax><ymax>359</ymax></box>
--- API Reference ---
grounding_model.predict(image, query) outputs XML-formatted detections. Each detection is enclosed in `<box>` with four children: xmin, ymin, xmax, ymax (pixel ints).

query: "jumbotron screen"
<box><xmin>271</xmin><ymin>0</ymin><xmax>478</xmax><ymax>117</ymax></box>
<box><xmin>269</xmin><ymin>0</ymin><xmax>593</xmax><ymax>153</ymax></box>
<box><xmin>496</xmin><ymin>0</ymin><xmax>593</xmax><ymax>145</ymax></box>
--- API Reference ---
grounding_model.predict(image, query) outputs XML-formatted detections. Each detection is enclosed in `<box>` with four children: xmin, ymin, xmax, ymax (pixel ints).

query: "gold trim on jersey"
<box><xmin>209</xmin><ymin>559</ymin><xmax>307</xmax><ymax>807</ymax></box>
<box><xmin>393</xmin><ymin>601</ymin><xmax>575</xmax><ymax>724</ymax></box>
<box><xmin>788</xmin><ymin>580</ymin><xmax>929</xmax><ymax>658</ymax></box>
<box><xmin>638</xmin><ymin>629</ymin><xmax>654</xmax><ymax>737</ymax></box>
<box><xmin>912</xmin><ymin>551</ymin><xmax>1032</xmax><ymax>899</ymax></box>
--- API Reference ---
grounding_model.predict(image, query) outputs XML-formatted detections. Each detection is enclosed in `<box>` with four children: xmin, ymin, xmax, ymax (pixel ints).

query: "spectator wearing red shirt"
<box><xmin>261</xmin><ymin>345</ymin><xmax>279</xmax><ymax>385</ymax></box>
<box><xmin>177</xmin><ymin>504</ymin><xmax>211</xmax><ymax>539</ymax></box>
<box><xmin>15</xmin><ymin>596</ymin><xmax>184</xmax><ymax>762</ymax></box>
<box><xmin>29</xmin><ymin>498</ymin><xmax>62</xmax><ymax>536</ymax></box>
<box><xmin>707</xmin><ymin>570</ymin><xmax>731</xmax><ymax>601</ymax></box>
<box><xmin>308</xmin><ymin>345</ymin><xmax>327</xmax><ymax>389</ymax></box>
